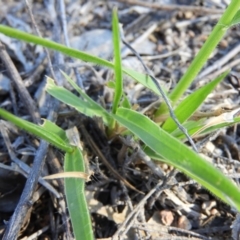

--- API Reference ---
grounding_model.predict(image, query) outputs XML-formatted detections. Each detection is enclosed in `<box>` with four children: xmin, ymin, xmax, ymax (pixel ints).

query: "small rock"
<box><xmin>205</xmin><ymin>141</ymin><xmax>215</xmax><ymax>153</ymax></box>
<box><xmin>177</xmin><ymin>215</ymin><xmax>192</xmax><ymax>230</ymax></box>
<box><xmin>159</xmin><ymin>210</ymin><xmax>174</xmax><ymax>226</ymax></box>
<box><xmin>183</xmin><ymin>11</ymin><xmax>193</xmax><ymax>19</ymax></box>
<box><xmin>70</xmin><ymin>29</ymin><xmax>113</xmax><ymax>59</ymax></box>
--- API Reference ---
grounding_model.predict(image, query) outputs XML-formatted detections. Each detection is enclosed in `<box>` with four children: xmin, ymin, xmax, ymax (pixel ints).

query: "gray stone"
<box><xmin>70</xmin><ymin>29</ymin><xmax>113</xmax><ymax>60</ymax></box>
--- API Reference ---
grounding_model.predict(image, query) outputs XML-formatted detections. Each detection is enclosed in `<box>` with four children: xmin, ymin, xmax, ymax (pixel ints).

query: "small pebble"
<box><xmin>159</xmin><ymin>210</ymin><xmax>174</xmax><ymax>226</ymax></box>
<box><xmin>177</xmin><ymin>215</ymin><xmax>192</xmax><ymax>230</ymax></box>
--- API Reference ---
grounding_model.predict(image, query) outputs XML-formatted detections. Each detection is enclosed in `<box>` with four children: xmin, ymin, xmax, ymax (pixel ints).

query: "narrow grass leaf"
<box><xmin>106</xmin><ymin>81</ymin><xmax>115</xmax><ymax>89</ymax></box>
<box><xmin>46</xmin><ymin>77</ymin><xmax>112</xmax><ymax>125</ymax></box>
<box><xmin>171</xmin><ymin>119</ymin><xmax>205</xmax><ymax>140</ymax></box>
<box><xmin>0</xmin><ymin>25</ymin><xmax>112</xmax><ymax>68</ymax></box>
<box><xmin>114</xmin><ymin>107</ymin><xmax>240</xmax><ymax>211</ymax></box>
<box><xmin>230</xmin><ymin>10</ymin><xmax>240</xmax><ymax>27</ymax></box>
<box><xmin>191</xmin><ymin>107</ymin><xmax>240</xmax><ymax>137</ymax></box>
<box><xmin>61</xmin><ymin>71</ymin><xmax>98</xmax><ymax>101</ymax></box>
<box><xmin>111</xmin><ymin>8</ymin><xmax>123</xmax><ymax>114</ymax></box>
<box><xmin>162</xmin><ymin>71</ymin><xmax>228</xmax><ymax>132</ymax></box>
<box><xmin>65</xmin><ymin>127</ymin><xmax>94</xmax><ymax>240</ymax></box>
<box><xmin>42</xmin><ymin>119</ymin><xmax>67</xmax><ymax>140</ymax></box>
<box><xmin>0</xmin><ymin>25</ymin><xmax>166</xmax><ymax>98</ymax></box>
<box><xmin>172</xmin><ymin>116</ymin><xmax>240</xmax><ymax>140</ymax></box>
<box><xmin>61</xmin><ymin>71</ymin><xmax>113</xmax><ymax>122</ymax></box>
<box><xmin>198</xmin><ymin>116</ymin><xmax>240</xmax><ymax>136</ymax></box>
<box><xmin>64</xmin><ymin>148</ymin><xmax>94</xmax><ymax>240</ymax></box>
<box><xmin>121</xmin><ymin>93</ymin><xmax>131</xmax><ymax>109</ymax></box>
<box><xmin>0</xmin><ymin>108</ymin><xmax>73</xmax><ymax>152</ymax></box>
<box><xmin>105</xmin><ymin>80</ymin><xmax>131</xmax><ymax>109</ymax></box>
<box><xmin>124</xmin><ymin>68</ymin><xmax>167</xmax><ymax>96</ymax></box>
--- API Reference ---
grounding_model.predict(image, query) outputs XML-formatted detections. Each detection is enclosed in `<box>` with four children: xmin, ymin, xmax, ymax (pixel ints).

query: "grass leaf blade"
<box><xmin>114</xmin><ymin>107</ymin><xmax>240</xmax><ymax>211</ymax></box>
<box><xmin>0</xmin><ymin>108</ymin><xmax>72</xmax><ymax>152</ymax></box>
<box><xmin>112</xmin><ymin>8</ymin><xmax>123</xmax><ymax>114</ymax></box>
<box><xmin>162</xmin><ymin>71</ymin><xmax>229</xmax><ymax>132</ymax></box>
<box><xmin>46</xmin><ymin>77</ymin><xmax>112</xmax><ymax>125</ymax></box>
<box><xmin>0</xmin><ymin>25</ymin><xmax>112</xmax><ymax>68</ymax></box>
<box><xmin>64</xmin><ymin>148</ymin><xmax>94</xmax><ymax>240</ymax></box>
<box><xmin>0</xmin><ymin>25</ymin><xmax>166</xmax><ymax>99</ymax></box>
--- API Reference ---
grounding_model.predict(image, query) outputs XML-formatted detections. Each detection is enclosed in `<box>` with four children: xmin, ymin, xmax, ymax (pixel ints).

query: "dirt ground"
<box><xmin>1</xmin><ymin>0</ymin><xmax>240</xmax><ymax>239</ymax></box>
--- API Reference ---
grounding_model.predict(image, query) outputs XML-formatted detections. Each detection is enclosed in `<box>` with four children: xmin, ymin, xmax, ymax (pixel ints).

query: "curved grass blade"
<box><xmin>42</xmin><ymin>119</ymin><xmax>67</xmax><ymax>140</ymax></box>
<box><xmin>0</xmin><ymin>25</ymin><xmax>112</xmax><ymax>68</ymax></box>
<box><xmin>191</xmin><ymin>107</ymin><xmax>240</xmax><ymax>137</ymax></box>
<box><xmin>123</xmin><ymin>68</ymin><xmax>167</xmax><ymax>96</ymax></box>
<box><xmin>0</xmin><ymin>108</ymin><xmax>73</xmax><ymax>152</ymax></box>
<box><xmin>0</xmin><ymin>25</ymin><xmax>166</xmax><ymax>98</ymax></box>
<box><xmin>172</xmin><ymin>114</ymin><xmax>240</xmax><ymax>140</ymax></box>
<box><xmin>64</xmin><ymin>149</ymin><xmax>94</xmax><ymax>240</ymax></box>
<box><xmin>65</xmin><ymin>127</ymin><xmax>94</xmax><ymax>240</ymax></box>
<box><xmin>114</xmin><ymin>107</ymin><xmax>240</xmax><ymax>211</ymax></box>
<box><xmin>111</xmin><ymin>8</ymin><xmax>123</xmax><ymax>114</ymax></box>
<box><xmin>46</xmin><ymin>77</ymin><xmax>112</xmax><ymax>125</ymax></box>
<box><xmin>162</xmin><ymin>71</ymin><xmax>229</xmax><ymax>132</ymax></box>
<box><xmin>230</xmin><ymin>10</ymin><xmax>240</xmax><ymax>28</ymax></box>
<box><xmin>198</xmin><ymin>115</ymin><xmax>240</xmax><ymax>136</ymax></box>
<box><xmin>171</xmin><ymin>119</ymin><xmax>205</xmax><ymax>140</ymax></box>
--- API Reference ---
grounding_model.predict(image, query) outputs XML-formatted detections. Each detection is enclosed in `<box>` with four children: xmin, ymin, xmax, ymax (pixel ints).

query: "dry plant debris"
<box><xmin>0</xmin><ymin>0</ymin><xmax>240</xmax><ymax>239</ymax></box>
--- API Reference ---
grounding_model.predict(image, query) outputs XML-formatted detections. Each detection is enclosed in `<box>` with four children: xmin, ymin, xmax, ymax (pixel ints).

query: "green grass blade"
<box><xmin>114</xmin><ymin>107</ymin><xmax>240</xmax><ymax>211</ymax></box>
<box><xmin>230</xmin><ymin>10</ymin><xmax>240</xmax><ymax>27</ymax></box>
<box><xmin>0</xmin><ymin>108</ymin><xmax>73</xmax><ymax>152</ymax></box>
<box><xmin>42</xmin><ymin>119</ymin><xmax>68</xmax><ymax>139</ymax></box>
<box><xmin>0</xmin><ymin>25</ymin><xmax>166</xmax><ymax>98</ymax></box>
<box><xmin>111</xmin><ymin>8</ymin><xmax>123</xmax><ymax>114</ymax></box>
<box><xmin>0</xmin><ymin>25</ymin><xmax>112</xmax><ymax>68</ymax></box>
<box><xmin>172</xmin><ymin>114</ymin><xmax>240</xmax><ymax>140</ymax></box>
<box><xmin>45</xmin><ymin>77</ymin><xmax>112</xmax><ymax>125</ymax></box>
<box><xmin>156</xmin><ymin>0</ymin><xmax>240</xmax><ymax>115</ymax></box>
<box><xmin>105</xmin><ymin>81</ymin><xmax>131</xmax><ymax>109</ymax></box>
<box><xmin>171</xmin><ymin>119</ymin><xmax>205</xmax><ymax>139</ymax></box>
<box><xmin>171</xmin><ymin>115</ymin><xmax>240</xmax><ymax>140</ymax></box>
<box><xmin>197</xmin><ymin>116</ymin><xmax>240</xmax><ymax>137</ymax></box>
<box><xmin>162</xmin><ymin>71</ymin><xmax>228</xmax><ymax>132</ymax></box>
<box><xmin>64</xmin><ymin>148</ymin><xmax>94</xmax><ymax>240</ymax></box>
<box><xmin>61</xmin><ymin>71</ymin><xmax>101</xmax><ymax>102</ymax></box>
<box><xmin>124</xmin><ymin>68</ymin><xmax>167</xmax><ymax>96</ymax></box>
<box><xmin>121</xmin><ymin>93</ymin><xmax>131</xmax><ymax>109</ymax></box>
<box><xmin>60</xmin><ymin>71</ymin><xmax>113</xmax><ymax>123</ymax></box>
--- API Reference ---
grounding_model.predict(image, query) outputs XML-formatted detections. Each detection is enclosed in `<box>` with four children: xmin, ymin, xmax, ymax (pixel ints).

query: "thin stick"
<box><xmin>25</xmin><ymin>0</ymin><xmax>56</xmax><ymax>80</ymax></box>
<box><xmin>3</xmin><ymin>1</ymin><xmax>66</xmax><ymax>239</ymax></box>
<box><xmin>59</xmin><ymin>0</ymin><xmax>84</xmax><ymax>89</ymax></box>
<box><xmin>112</xmin><ymin>181</ymin><xmax>162</xmax><ymax>240</ymax></box>
<box><xmin>2</xmin><ymin>140</ymin><xmax>49</xmax><ymax>240</ymax></box>
<box><xmin>0</xmin><ymin>41</ymin><xmax>40</xmax><ymax>124</ymax></box>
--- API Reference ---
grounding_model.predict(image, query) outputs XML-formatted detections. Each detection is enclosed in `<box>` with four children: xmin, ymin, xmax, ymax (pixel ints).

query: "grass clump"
<box><xmin>1</xmin><ymin>2</ymin><xmax>240</xmax><ymax>239</ymax></box>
